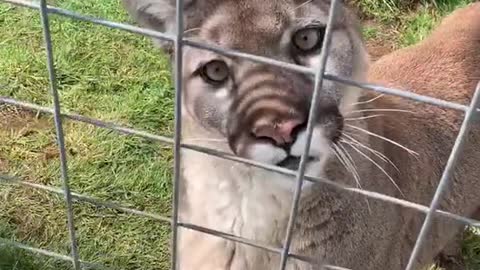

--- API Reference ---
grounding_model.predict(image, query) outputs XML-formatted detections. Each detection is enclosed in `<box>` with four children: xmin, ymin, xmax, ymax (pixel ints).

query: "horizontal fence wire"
<box><xmin>1</xmin><ymin>96</ymin><xmax>480</xmax><ymax>270</ymax></box>
<box><xmin>1</xmin><ymin>96</ymin><xmax>479</xmax><ymax>228</ymax></box>
<box><xmin>1</xmin><ymin>0</ymin><xmax>480</xmax><ymax>269</ymax></box>
<box><xmin>0</xmin><ymin>238</ymin><xmax>111</xmax><ymax>270</ymax></box>
<box><xmin>0</xmin><ymin>173</ymin><xmax>347</xmax><ymax>270</ymax></box>
<box><xmin>0</xmin><ymin>174</ymin><xmax>172</xmax><ymax>223</ymax></box>
<box><xmin>0</xmin><ymin>237</ymin><xmax>344</xmax><ymax>270</ymax></box>
<box><xmin>2</xmin><ymin>95</ymin><xmax>480</xmax><ymax>269</ymax></box>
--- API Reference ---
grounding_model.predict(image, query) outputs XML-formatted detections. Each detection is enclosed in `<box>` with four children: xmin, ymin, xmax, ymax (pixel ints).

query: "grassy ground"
<box><xmin>352</xmin><ymin>0</ymin><xmax>477</xmax><ymax>60</ymax></box>
<box><xmin>0</xmin><ymin>0</ymin><xmax>478</xmax><ymax>269</ymax></box>
<box><xmin>0</xmin><ymin>0</ymin><xmax>173</xmax><ymax>269</ymax></box>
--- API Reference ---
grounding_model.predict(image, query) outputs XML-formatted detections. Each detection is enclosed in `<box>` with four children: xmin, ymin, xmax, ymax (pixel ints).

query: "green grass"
<box><xmin>398</xmin><ymin>0</ymin><xmax>474</xmax><ymax>46</ymax></box>
<box><xmin>356</xmin><ymin>0</ymin><xmax>475</xmax><ymax>48</ymax></box>
<box><xmin>463</xmin><ymin>227</ymin><xmax>480</xmax><ymax>270</ymax></box>
<box><xmin>1</xmin><ymin>0</ymin><xmax>173</xmax><ymax>269</ymax></box>
<box><xmin>358</xmin><ymin>1</ymin><xmax>480</xmax><ymax>269</ymax></box>
<box><xmin>352</xmin><ymin>0</ymin><xmax>416</xmax><ymax>22</ymax></box>
<box><xmin>0</xmin><ymin>0</ymin><xmax>479</xmax><ymax>269</ymax></box>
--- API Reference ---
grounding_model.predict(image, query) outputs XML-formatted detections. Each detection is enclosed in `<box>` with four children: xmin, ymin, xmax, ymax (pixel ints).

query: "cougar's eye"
<box><xmin>292</xmin><ymin>27</ymin><xmax>325</xmax><ymax>53</ymax></box>
<box><xmin>200</xmin><ymin>60</ymin><xmax>229</xmax><ymax>84</ymax></box>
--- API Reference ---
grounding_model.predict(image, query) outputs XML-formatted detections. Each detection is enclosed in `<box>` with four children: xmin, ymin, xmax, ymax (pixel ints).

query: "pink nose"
<box><xmin>252</xmin><ymin>118</ymin><xmax>304</xmax><ymax>146</ymax></box>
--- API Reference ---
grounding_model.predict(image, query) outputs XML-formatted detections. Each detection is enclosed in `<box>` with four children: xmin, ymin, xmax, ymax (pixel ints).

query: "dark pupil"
<box><xmin>212</xmin><ymin>66</ymin><xmax>220</xmax><ymax>79</ymax></box>
<box><xmin>208</xmin><ymin>63</ymin><xmax>225</xmax><ymax>81</ymax></box>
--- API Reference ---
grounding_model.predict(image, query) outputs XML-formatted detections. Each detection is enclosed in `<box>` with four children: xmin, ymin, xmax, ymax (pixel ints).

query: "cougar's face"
<box><xmin>182</xmin><ymin>0</ymin><xmax>367</xmax><ymax>173</ymax></box>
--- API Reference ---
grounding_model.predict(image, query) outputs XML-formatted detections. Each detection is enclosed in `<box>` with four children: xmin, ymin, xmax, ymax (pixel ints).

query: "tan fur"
<box><xmin>124</xmin><ymin>1</ymin><xmax>480</xmax><ymax>269</ymax></box>
<box><xmin>330</xmin><ymin>2</ymin><xmax>480</xmax><ymax>269</ymax></box>
<box><xmin>290</xmin><ymin>3</ymin><xmax>480</xmax><ymax>269</ymax></box>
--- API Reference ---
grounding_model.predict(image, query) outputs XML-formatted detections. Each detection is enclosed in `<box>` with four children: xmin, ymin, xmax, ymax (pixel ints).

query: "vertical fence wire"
<box><xmin>404</xmin><ymin>81</ymin><xmax>480</xmax><ymax>270</ymax></box>
<box><xmin>171</xmin><ymin>0</ymin><xmax>185</xmax><ymax>269</ymax></box>
<box><xmin>38</xmin><ymin>0</ymin><xmax>81</xmax><ymax>269</ymax></box>
<box><xmin>278</xmin><ymin>1</ymin><xmax>340</xmax><ymax>269</ymax></box>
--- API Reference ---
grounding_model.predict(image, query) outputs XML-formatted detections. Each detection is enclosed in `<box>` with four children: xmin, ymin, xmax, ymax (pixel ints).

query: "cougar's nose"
<box><xmin>251</xmin><ymin>117</ymin><xmax>305</xmax><ymax>146</ymax></box>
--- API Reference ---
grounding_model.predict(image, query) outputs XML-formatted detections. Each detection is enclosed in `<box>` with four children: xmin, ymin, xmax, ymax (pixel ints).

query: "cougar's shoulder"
<box><xmin>366</xmin><ymin>0</ymin><xmax>480</xmax><ymax>207</ymax></box>
<box><xmin>366</xmin><ymin>3</ymin><xmax>480</xmax><ymax>153</ymax></box>
<box><xmin>360</xmin><ymin>4</ymin><xmax>480</xmax><ymax>269</ymax></box>
<box><xmin>368</xmin><ymin>2</ymin><xmax>480</xmax><ymax>102</ymax></box>
<box><xmin>367</xmin><ymin>2</ymin><xmax>480</xmax><ymax>149</ymax></box>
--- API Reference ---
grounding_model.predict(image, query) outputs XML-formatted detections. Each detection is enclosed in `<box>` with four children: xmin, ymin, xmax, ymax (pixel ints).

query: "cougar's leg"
<box><xmin>435</xmin><ymin>207</ymin><xmax>480</xmax><ymax>270</ymax></box>
<box><xmin>435</xmin><ymin>234</ymin><xmax>465</xmax><ymax>270</ymax></box>
<box><xmin>473</xmin><ymin>207</ymin><xmax>480</xmax><ymax>220</ymax></box>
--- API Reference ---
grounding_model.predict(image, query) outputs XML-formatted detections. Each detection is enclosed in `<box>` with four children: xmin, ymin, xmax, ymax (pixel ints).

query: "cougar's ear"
<box><xmin>122</xmin><ymin>0</ymin><xmax>176</xmax><ymax>54</ymax></box>
<box><xmin>122</xmin><ymin>0</ymin><xmax>207</xmax><ymax>56</ymax></box>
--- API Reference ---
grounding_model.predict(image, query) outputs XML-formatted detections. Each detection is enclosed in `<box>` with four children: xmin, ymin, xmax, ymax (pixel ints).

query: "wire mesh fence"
<box><xmin>0</xmin><ymin>0</ymin><xmax>479</xmax><ymax>269</ymax></box>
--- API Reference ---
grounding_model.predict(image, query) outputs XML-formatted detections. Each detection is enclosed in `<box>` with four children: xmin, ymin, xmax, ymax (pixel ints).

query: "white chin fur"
<box><xmin>290</xmin><ymin>127</ymin><xmax>331</xmax><ymax>158</ymax></box>
<box><xmin>246</xmin><ymin>126</ymin><xmax>331</xmax><ymax>186</ymax></box>
<box><xmin>247</xmin><ymin>127</ymin><xmax>331</xmax><ymax>163</ymax></box>
<box><xmin>247</xmin><ymin>143</ymin><xmax>287</xmax><ymax>165</ymax></box>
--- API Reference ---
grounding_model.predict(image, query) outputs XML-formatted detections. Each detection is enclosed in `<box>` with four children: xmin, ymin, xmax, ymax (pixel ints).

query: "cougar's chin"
<box><xmin>245</xmin><ymin>126</ymin><xmax>332</xmax><ymax>174</ymax></box>
<box><xmin>276</xmin><ymin>156</ymin><xmax>320</xmax><ymax>171</ymax></box>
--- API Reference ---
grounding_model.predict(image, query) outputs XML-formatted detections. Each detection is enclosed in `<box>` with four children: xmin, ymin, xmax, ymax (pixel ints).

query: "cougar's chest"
<box><xmin>180</xmin><ymin>148</ymin><xmax>294</xmax><ymax>244</ymax></box>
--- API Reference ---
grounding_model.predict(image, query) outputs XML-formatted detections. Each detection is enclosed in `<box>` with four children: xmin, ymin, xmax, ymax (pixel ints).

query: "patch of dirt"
<box><xmin>0</xmin><ymin>105</ymin><xmax>52</xmax><ymax>133</ymax></box>
<box><xmin>0</xmin><ymin>157</ymin><xmax>8</xmax><ymax>172</ymax></box>
<box><xmin>362</xmin><ymin>19</ymin><xmax>398</xmax><ymax>62</ymax></box>
<box><xmin>366</xmin><ymin>39</ymin><xmax>395</xmax><ymax>62</ymax></box>
<box><xmin>41</xmin><ymin>145</ymin><xmax>60</xmax><ymax>162</ymax></box>
<box><xmin>0</xmin><ymin>186</ymin><xmax>67</xmax><ymax>245</ymax></box>
<box><xmin>0</xmin><ymin>105</ymin><xmax>55</xmax><ymax>172</ymax></box>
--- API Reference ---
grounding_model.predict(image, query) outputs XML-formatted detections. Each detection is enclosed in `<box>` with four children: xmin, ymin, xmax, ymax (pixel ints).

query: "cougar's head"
<box><xmin>124</xmin><ymin>0</ymin><xmax>368</xmax><ymax>173</ymax></box>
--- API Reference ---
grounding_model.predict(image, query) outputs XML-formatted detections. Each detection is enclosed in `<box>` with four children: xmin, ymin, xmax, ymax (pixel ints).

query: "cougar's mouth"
<box><xmin>276</xmin><ymin>155</ymin><xmax>318</xmax><ymax>171</ymax></box>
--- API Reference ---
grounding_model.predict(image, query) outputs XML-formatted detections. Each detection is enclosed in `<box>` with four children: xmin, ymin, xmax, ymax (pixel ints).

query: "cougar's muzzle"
<box><xmin>226</xmin><ymin>65</ymin><xmax>344</xmax><ymax>169</ymax></box>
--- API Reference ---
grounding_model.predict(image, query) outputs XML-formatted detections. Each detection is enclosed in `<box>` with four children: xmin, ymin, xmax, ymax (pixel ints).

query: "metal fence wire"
<box><xmin>0</xmin><ymin>0</ymin><xmax>479</xmax><ymax>269</ymax></box>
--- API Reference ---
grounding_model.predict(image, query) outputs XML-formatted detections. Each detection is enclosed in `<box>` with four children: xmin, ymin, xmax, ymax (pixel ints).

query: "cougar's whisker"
<box><xmin>333</xmin><ymin>144</ymin><xmax>362</xmax><ymax>190</ymax></box>
<box><xmin>338</xmin><ymin>143</ymin><xmax>361</xmax><ymax>180</ymax></box>
<box><xmin>344</xmin><ymin>114</ymin><xmax>384</xmax><ymax>121</ymax></box>
<box><xmin>351</xmin><ymin>94</ymin><xmax>384</xmax><ymax>105</ymax></box>
<box><xmin>292</xmin><ymin>0</ymin><xmax>313</xmax><ymax>11</ymax></box>
<box><xmin>345</xmin><ymin>124</ymin><xmax>419</xmax><ymax>157</ymax></box>
<box><xmin>349</xmin><ymin>108</ymin><xmax>415</xmax><ymax>115</ymax></box>
<box><xmin>334</xmin><ymin>144</ymin><xmax>372</xmax><ymax>213</ymax></box>
<box><xmin>341</xmin><ymin>134</ymin><xmax>400</xmax><ymax>172</ymax></box>
<box><xmin>332</xmin><ymin>144</ymin><xmax>355</xmax><ymax>184</ymax></box>
<box><xmin>331</xmin><ymin>145</ymin><xmax>350</xmax><ymax>175</ymax></box>
<box><xmin>184</xmin><ymin>27</ymin><xmax>201</xmax><ymax>35</ymax></box>
<box><xmin>347</xmin><ymin>143</ymin><xmax>405</xmax><ymax>198</ymax></box>
<box><xmin>342</xmin><ymin>137</ymin><xmax>400</xmax><ymax>173</ymax></box>
<box><xmin>183</xmin><ymin>138</ymin><xmax>228</xmax><ymax>143</ymax></box>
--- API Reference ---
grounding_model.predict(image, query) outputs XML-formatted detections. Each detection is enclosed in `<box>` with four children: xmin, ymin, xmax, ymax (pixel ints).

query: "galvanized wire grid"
<box><xmin>0</xmin><ymin>0</ymin><xmax>479</xmax><ymax>269</ymax></box>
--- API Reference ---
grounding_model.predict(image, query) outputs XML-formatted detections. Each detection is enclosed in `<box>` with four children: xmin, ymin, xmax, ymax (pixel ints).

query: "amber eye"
<box><xmin>200</xmin><ymin>60</ymin><xmax>230</xmax><ymax>84</ymax></box>
<box><xmin>292</xmin><ymin>27</ymin><xmax>325</xmax><ymax>53</ymax></box>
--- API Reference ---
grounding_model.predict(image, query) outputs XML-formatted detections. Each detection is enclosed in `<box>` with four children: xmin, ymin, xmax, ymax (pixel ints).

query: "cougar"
<box><xmin>123</xmin><ymin>1</ymin><xmax>480</xmax><ymax>269</ymax></box>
